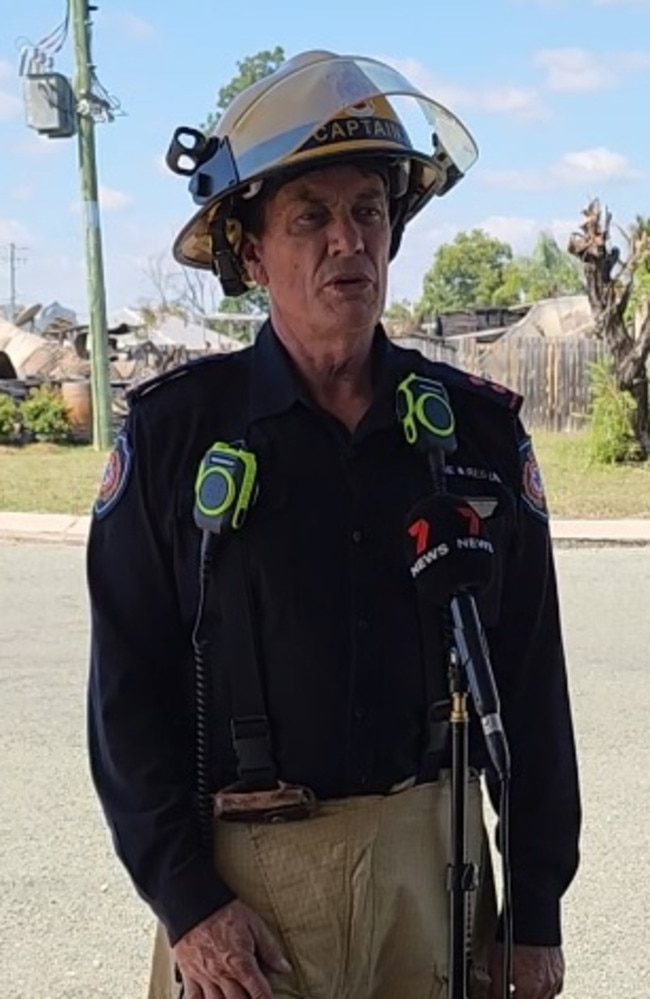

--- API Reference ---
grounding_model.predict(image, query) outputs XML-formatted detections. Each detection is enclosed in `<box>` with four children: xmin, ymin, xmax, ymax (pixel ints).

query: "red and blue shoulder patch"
<box><xmin>93</xmin><ymin>429</ymin><xmax>133</xmax><ymax>520</ymax></box>
<box><xmin>518</xmin><ymin>435</ymin><xmax>548</xmax><ymax>522</ymax></box>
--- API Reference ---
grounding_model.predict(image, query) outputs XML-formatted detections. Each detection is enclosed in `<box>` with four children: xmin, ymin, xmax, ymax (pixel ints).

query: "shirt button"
<box><xmin>352</xmin><ymin>529</ymin><xmax>362</xmax><ymax>543</ymax></box>
<box><xmin>354</xmin><ymin>706</ymin><xmax>366</xmax><ymax>720</ymax></box>
<box><xmin>357</xmin><ymin>618</ymin><xmax>369</xmax><ymax>632</ymax></box>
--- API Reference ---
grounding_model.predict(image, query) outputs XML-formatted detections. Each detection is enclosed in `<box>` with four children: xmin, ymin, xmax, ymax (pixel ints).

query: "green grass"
<box><xmin>0</xmin><ymin>433</ymin><xmax>649</xmax><ymax>518</ymax></box>
<box><xmin>0</xmin><ymin>443</ymin><xmax>107</xmax><ymax>516</ymax></box>
<box><xmin>532</xmin><ymin>430</ymin><xmax>650</xmax><ymax>518</ymax></box>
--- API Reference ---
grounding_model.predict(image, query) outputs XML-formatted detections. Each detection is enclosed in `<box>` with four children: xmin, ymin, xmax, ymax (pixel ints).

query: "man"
<box><xmin>87</xmin><ymin>51</ymin><xmax>580</xmax><ymax>999</ymax></box>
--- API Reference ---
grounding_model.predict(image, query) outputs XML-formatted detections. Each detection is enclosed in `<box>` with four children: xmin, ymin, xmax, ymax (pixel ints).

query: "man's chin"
<box><xmin>325</xmin><ymin>298</ymin><xmax>382</xmax><ymax>329</ymax></box>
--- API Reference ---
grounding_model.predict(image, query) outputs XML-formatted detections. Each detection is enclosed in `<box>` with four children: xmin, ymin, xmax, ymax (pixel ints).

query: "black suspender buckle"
<box><xmin>230</xmin><ymin>714</ymin><xmax>277</xmax><ymax>790</ymax></box>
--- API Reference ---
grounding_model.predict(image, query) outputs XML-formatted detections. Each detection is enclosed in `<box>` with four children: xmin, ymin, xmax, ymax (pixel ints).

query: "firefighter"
<box><xmin>87</xmin><ymin>50</ymin><xmax>580</xmax><ymax>999</ymax></box>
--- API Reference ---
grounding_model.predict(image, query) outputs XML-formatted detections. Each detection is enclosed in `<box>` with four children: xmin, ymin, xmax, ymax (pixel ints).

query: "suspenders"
<box><xmin>190</xmin><ymin>382</ymin><xmax>451</xmax><ymax>825</ymax></box>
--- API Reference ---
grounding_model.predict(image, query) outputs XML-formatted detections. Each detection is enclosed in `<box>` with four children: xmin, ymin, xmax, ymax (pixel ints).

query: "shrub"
<box><xmin>20</xmin><ymin>385</ymin><xmax>72</xmax><ymax>443</ymax></box>
<box><xmin>587</xmin><ymin>358</ymin><xmax>639</xmax><ymax>464</ymax></box>
<box><xmin>0</xmin><ymin>393</ymin><xmax>18</xmax><ymax>440</ymax></box>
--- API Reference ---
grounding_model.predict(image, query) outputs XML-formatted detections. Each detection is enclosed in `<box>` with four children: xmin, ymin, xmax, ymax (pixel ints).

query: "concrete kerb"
<box><xmin>0</xmin><ymin>512</ymin><xmax>91</xmax><ymax>545</ymax></box>
<box><xmin>0</xmin><ymin>512</ymin><xmax>650</xmax><ymax>547</ymax></box>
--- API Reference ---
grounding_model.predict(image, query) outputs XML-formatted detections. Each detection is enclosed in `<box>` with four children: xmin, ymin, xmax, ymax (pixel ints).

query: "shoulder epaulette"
<box><xmin>433</xmin><ymin>362</ymin><xmax>523</xmax><ymax>414</ymax></box>
<box><xmin>126</xmin><ymin>352</ymin><xmax>238</xmax><ymax>406</ymax></box>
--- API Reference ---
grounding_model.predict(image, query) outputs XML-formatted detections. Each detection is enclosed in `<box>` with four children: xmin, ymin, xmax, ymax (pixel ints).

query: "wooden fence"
<box><xmin>397</xmin><ymin>335</ymin><xmax>609</xmax><ymax>431</ymax></box>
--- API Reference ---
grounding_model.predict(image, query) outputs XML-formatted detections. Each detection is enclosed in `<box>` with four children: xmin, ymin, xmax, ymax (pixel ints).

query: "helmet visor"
<box><xmin>192</xmin><ymin>56</ymin><xmax>478</xmax><ymax>205</ymax></box>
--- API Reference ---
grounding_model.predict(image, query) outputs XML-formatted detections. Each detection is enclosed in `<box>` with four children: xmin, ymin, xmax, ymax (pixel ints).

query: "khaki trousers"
<box><xmin>148</xmin><ymin>774</ymin><xmax>496</xmax><ymax>999</ymax></box>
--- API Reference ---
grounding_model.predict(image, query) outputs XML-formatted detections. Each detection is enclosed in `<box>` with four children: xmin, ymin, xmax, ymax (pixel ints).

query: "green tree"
<box><xmin>493</xmin><ymin>232</ymin><xmax>584</xmax><ymax>306</ymax></box>
<box><xmin>568</xmin><ymin>199</ymin><xmax>650</xmax><ymax>459</ymax></box>
<box><xmin>210</xmin><ymin>292</ymin><xmax>267</xmax><ymax>343</ymax></box>
<box><xmin>382</xmin><ymin>299</ymin><xmax>422</xmax><ymax>335</ymax></box>
<box><xmin>626</xmin><ymin>215</ymin><xmax>650</xmax><ymax>329</ymax></box>
<box><xmin>417</xmin><ymin>230</ymin><xmax>513</xmax><ymax>318</ymax></box>
<box><xmin>203</xmin><ymin>47</ymin><xmax>286</xmax><ymax>132</ymax></box>
<box><xmin>203</xmin><ymin>47</ymin><xmax>285</xmax><ymax>314</ymax></box>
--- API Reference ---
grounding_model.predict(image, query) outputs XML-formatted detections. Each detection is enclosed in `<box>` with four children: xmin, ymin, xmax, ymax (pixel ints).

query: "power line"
<box><xmin>0</xmin><ymin>244</ymin><xmax>28</xmax><ymax>321</ymax></box>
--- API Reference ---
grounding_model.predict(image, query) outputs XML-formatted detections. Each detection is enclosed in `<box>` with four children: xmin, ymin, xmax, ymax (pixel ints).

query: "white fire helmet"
<box><xmin>166</xmin><ymin>50</ymin><xmax>478</xmax><ymax>295</ymax></box>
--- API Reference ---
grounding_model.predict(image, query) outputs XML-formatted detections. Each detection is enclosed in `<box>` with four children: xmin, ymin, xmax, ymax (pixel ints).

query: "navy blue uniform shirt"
<box><xmin>87</xmin><ymin>323</ymin><xmax>580</xmax><ymax>947</ymax></box>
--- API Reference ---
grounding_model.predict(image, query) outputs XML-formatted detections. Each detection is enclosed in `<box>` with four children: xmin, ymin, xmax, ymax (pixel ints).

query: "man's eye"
<box><xmin>297</xmin><ymin>210</ymin><xmax>325</xmax><ymax>224</ymax></box>
<box><xmin>357</xmin><ymin>206</ymin><xmax>384</xmax><ymax>220</ymax></box>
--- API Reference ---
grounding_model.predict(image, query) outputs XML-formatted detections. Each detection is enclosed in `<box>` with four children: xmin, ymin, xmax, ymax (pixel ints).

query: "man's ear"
<box><xmin>241</xmin><ymin>236</ymin><xmax>269</xmax><ymax>288</ymax></box>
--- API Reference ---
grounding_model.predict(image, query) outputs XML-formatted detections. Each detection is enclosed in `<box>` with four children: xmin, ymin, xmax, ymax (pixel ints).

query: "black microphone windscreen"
<box><xmin>405</xmin><ymin>494</ymin><xmax>495</xmax><ymax>604</ymax></box>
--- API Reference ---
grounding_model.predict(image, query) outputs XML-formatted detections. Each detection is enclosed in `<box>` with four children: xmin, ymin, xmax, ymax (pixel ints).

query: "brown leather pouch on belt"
<box><xmin>214</xmin><ymin>780</ymin><xmax>318</xmax><ymax>823</ymax></box>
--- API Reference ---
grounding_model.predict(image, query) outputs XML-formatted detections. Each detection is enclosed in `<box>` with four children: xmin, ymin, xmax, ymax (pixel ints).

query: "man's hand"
<box><xmin>173</xmin><ymin>899</ymin><xmax>291</xmax><ymax>999</ymax></box>
<box><xmin>488</xmin><ymin>943</ymin><xmax>564</xmax><ymax>999</ymax></box>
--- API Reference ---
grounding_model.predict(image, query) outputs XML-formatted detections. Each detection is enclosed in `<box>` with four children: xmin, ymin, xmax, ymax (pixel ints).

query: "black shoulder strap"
<box><xmin>190</xmin><ymin>350</ymin><xmax>279</xmax><ymax>796</ymax></box>
<box><xmin>214</xmin><ymin>533</ymin><xmax>278</xmax><ymax>791</ymax></box>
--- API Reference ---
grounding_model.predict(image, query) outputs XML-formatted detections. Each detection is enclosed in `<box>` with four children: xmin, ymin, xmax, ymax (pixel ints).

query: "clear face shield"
<box><xmin>167</xmin><ymin>56</ymin><xmax>478</xmax><ymax>208</ymax></box>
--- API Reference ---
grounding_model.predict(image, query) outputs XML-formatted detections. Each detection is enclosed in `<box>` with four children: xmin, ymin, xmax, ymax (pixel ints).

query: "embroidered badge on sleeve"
<box><xmin>93</xmin><ymin>430</ymin><xmax>133</xmax><ymax>520</ymax></box>
<box><xmin>519</xmin><ymin>436</ymin><xmax>548</xmax><ymax>522</ymax></box>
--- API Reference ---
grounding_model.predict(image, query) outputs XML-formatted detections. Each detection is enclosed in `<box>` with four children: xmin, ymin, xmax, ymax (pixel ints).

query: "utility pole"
<box><xmin>1</xmin><ymin>243</ymin><xmax>28</xmax><ymax>320</ymax></box>
<box><xmin>70</xmin><ymin>0</ymin><xmax>112</xmax><ymax>451</ymax></box>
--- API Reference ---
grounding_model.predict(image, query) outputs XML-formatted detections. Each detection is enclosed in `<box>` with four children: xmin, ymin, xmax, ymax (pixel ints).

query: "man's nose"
<box><xmin>327</xmin><ymin>210</ymin><xmax>364</xmax><ymax>255</ymax></box>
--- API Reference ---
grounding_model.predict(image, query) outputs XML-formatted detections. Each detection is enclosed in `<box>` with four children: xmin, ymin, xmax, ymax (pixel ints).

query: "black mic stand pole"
<box><xmin>427</xmin><ymin>450</ymin><xmax>476</xmax><ymax>999</ymax></box>
<box><xmin>447</xmin><ymin>643</ymin><xmax>475</xmax><ymax>999</ymax></box>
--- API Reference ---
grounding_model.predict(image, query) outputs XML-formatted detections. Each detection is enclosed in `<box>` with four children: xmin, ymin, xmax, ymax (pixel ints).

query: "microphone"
<box><xmin>405</xmin><ymin>492</ymin><xmax>511</xmax><ymax>782</ymax></box>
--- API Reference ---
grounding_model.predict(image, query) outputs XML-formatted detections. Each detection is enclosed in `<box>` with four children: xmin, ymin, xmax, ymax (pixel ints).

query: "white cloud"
<box><xmin>549</xmin><ymin>218</ymin><xmax>582</xmax><ymax>247</ymax></box>
<box><xmin>10</xmin><ymin>185</ymin><xmax>34</xmax><ymax>202</ymax></box>
<box><xmin>535</xmin><ymin>46</ymin><xmax>650</xmax><ymax>91</ymax></box>
<box><xmin>8</xmin><ymin>133</ymin><xmax>66</xmax><ymax>156</ymax></box>
<box><xmin>11</xmin><ymin>250</ymin><xmax>86</xmax><ymax>315</ymax></box>
<box><xmin>552</xmin><ymin>147</ymin><xmax>642</xmax><ymax>182</ymax></box>
<box><xmin>99</xmin><ymin>185</ymin><xmax>133</xmax><ymax>211</ymax></box>
<box><xmin>121</xmin><ymin>12</ymin><xmax>156</xmax><ymax>38</ymax></box>
<box><xmin>480</xmin><ymin>167</ymin><xmax>547</xmax><ymax>191</ymax></box>
<box><xmin>101</xmin><ymin>10</ymin><xmax>156</xmax><ymax>39</ymax></box>
<box><xmin>482</xmin><ymin>147</ymin><xmax>642</xmax><ymax>190</ymax></box>
<box><xmin>0</xmin><ymin>219</ymin><xmax>32</xmax><ymax>244</ymax></box>
<box><xmin>69</xmin><ymin>186</ymin><xmax>133</xmax><ymax>216</ymax></box>
<box><xmin>535</xmin><ymin>48</ymin><xmax>615</xmax><ymax>92</ymax></box>
<box><xmin>0</xmin><ymin>59</ymin><xmax>21</xmax><ymax>121</ymax></box>
<box><xmin>379</xmin><ymin>55</ymin><xmax>550</xmax><ymax>122</ymax></box>
<box><xmin>479</xmin><ymin>216</ymin><xmax>538</xmax><ymax>251</ymax></box>
<box><xmin>0</xmin><ymin>89</ymin><xmax>21</xmax><ymax>121</ymax></box>
<box><xmin>478</xmin><ymin>216</ymin><xmax>584</xmax><ymax>254</ymax></box>
<box><xmin>517</xmin><ymin>0</ymin><xmax>650</xmax><ymax>5</ymax></box>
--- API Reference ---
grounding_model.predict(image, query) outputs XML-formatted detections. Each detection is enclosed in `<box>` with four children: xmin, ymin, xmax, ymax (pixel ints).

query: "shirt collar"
<box><xmin>248</xmin><ymin>321</ymin><xmax>303</xmax><ymax>425</ymax></box>
<box><xmin>248</xmin><ymin>320</ymin><xmax>417</xmax><ymax>433</ymax></box>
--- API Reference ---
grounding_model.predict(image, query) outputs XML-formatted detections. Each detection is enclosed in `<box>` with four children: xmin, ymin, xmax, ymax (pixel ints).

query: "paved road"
<box><xmin>0</xmin><ymin>542</ymin><xmax>648</xmax><ymax>998</ymax></box>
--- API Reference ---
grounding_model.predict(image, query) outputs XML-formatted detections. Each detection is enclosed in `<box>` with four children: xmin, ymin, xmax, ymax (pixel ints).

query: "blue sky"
<box><xmin>1</xmin><ymin>0</ymin><xmax>649</xmax><ymax>319</ymax></box>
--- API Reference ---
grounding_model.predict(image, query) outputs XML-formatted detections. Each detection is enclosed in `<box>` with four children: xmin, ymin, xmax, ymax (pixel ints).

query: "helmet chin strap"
<box><xmin>210</xmin><ymin>202</ymin><xmax>250</xmax><ymax>298</ymax></box>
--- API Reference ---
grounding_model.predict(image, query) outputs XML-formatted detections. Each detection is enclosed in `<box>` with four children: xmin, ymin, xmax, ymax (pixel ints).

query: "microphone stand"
<box><xmin>397</xmin><ymin>373</ymin><xmax>512</xmax><ymax>999</ymax></box>
<box><xmin>427</xmin><ymin>451</ymin><xmax>476</xmax><ymax>999</ymax></box>
<box><xmin>427</xmin><ymin>450</ymin><xmax>512</xmax><ymax>999</ymax></box>
<box><xmin>447</xmin><ymin>643</ymin><xmax>475</xmax><ymax>999</ymax></box>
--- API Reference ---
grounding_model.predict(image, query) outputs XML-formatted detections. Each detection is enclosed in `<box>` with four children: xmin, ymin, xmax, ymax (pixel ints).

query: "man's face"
<box><xmin>242</xmin><ymin>163</ymin><xmax>392</xmax><ymax>342</ymax></box>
